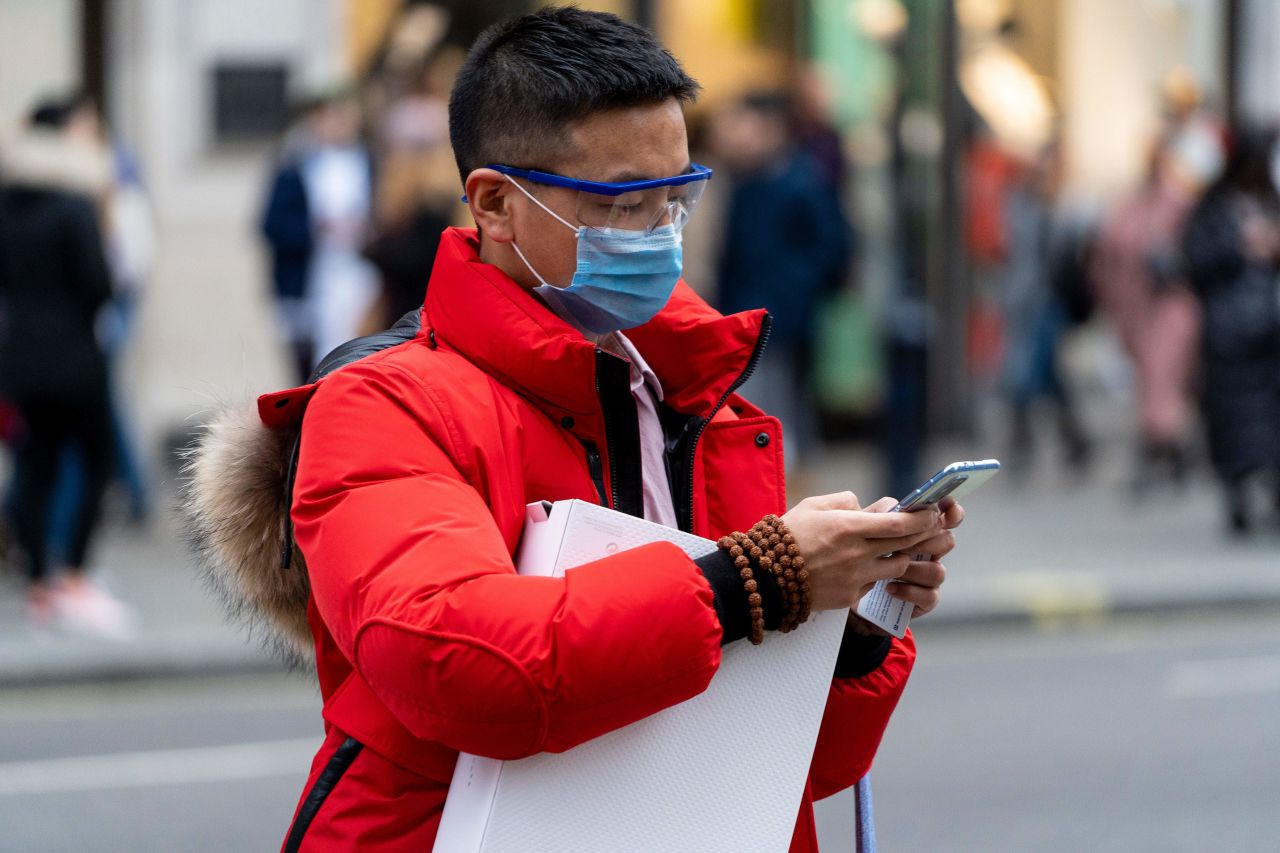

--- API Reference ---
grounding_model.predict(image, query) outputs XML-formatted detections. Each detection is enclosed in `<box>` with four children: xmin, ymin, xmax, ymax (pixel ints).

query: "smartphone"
<box><xmin>892</xmin><ymin>459</ymin><xmax>1001</xmax><ymax>513</ymax></box>
<box><xmin>857</xmin><ymin>459</ymin><xmax>1001</xmax><ymax>638</ymax></box>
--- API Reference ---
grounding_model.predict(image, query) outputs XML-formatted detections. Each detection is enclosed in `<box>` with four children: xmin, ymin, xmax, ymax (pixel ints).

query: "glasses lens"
<box><xmin>576</xmin><ymin>176</ymin><xmax>708</xmax><ymax>234</ymax></box>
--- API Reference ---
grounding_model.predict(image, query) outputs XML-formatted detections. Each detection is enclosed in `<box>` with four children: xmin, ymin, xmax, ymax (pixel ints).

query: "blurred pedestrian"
<box><xmin>42</xmin><ymin>94</ymin><xmax>157</xmax><ymax>541</ymax></box>
<box><xmin>791</xmin><ymin>67</ymin><xmax>848</xmax><ymax>194</ymax></box>
<box><xmin>1182</xmin><ymin>127</ymin><xmax>1280</xmax><ymax>534</ymax></box>
<box><xmin>711</xmin><ymin>91</ymin><xmax>852</xmax><ymax>476</ymax></box>
<box><xmin>0</xmin><ymin>97</ymin><xmax>135</xmax><ymax>636</ymax></box>
<box><xmin>1091</xmin><ymin>135</ymin><xmax>1201</xmax><ymax>489</ymax></box>
<box><xmin>998</xmin><ymin>141</ymin><xmax>1090</xmax><ymax>476</ymax></box>
<box><xmin>261</xmin><ymin>89</ymin><xmax>377</xmax><ymax>381</ymax></box>
<box><xmin>363</xmin><ymin>155</ymin><xmax>451</xmax><ymax>326</ymax></box>
<box><xmin>362</xmin><ymin>52</ymin><xmax>461</xmax><ymax>326</ymax></box>
<box><xmin>261</xmin><ymin>109</ymin><xmax>317</xmax><ymax>383</ymax></box>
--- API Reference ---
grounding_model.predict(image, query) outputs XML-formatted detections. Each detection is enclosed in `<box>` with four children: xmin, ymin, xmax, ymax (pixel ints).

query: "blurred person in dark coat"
<box><xmin>711</xmin><ymin>91</ymin><xmax>852</xmax><ymax>473</ymax></box>
<box><xmin>261</xmin><ymin>106</ymin><xmax>319</xmax><ymax>383</ymax></box>
<box><xmin>998</xmin><ymin>141</ymin><xmax>1091</xmax><ymax>476</ymax></box>
<box><xmin>0</xmin><ymin>98</ymin><xmax>135</xmax><ymax>636</ymax></box>
<box><xmin>261</xmin><ymin>90</ymin><xmax>377</xmax><ymax>381</ymax></box>
<box><xmin>1183</xmin><ymin>127</ymin><xmax>1280</xmax><ymax>534</ymax></box>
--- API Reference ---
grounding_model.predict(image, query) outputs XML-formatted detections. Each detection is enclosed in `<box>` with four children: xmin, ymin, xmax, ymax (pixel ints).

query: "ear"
<box><xmin>465</xmin><ymin>168</ymin><xmax>515</xmax><ymax>243</ymax></box>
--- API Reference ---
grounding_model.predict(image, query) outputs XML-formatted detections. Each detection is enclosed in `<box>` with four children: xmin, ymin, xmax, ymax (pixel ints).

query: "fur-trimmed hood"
<box><xmin>181</xmin><ymin>404</ymin><xmax>313</xmax><ymax>668</ymax></box>
<box><xmin>180</xmin><ymin>311</ymin><xmax>425</xmax><ymax>669</ymax></box>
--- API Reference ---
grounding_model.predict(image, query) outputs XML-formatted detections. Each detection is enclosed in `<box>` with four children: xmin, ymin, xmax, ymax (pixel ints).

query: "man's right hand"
<box><xmin>780</xmin><ymin>492</ymin><xmax>945</xmax><ymax>613</ymax></box>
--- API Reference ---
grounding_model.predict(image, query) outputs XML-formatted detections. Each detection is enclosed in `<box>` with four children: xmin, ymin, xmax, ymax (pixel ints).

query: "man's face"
<box><xmin>505</xmin><ymin>98</ymin><xmax>690</xmax><ymax>289</ymax></box>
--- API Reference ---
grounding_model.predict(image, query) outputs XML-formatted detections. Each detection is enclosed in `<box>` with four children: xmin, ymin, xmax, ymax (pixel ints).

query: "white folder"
<box><xmin>433</xmin><ymin>500</ymin><xmax>847</xmax><ymax>853</ymax></box>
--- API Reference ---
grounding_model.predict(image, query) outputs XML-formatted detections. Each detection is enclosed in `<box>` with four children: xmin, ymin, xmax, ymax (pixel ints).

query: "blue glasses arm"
<box><xmin>487</xmin><ymin>163</ymin><xmax>712</xmax><ymax>196</ymax></box>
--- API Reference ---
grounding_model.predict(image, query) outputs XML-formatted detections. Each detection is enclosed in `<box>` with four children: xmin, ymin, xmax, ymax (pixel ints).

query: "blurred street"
<box><xmin>4</xmin><ymin>1</ymin><xmax>1280</xmax><ymax>851</ymax></box>
<box><xmin>5</xmin><ymin>391</ymin><xmax>1280</xmax><ymax>686</ymax></box>
<box><xmin>871</xmin><ymin>612</ymin><xmax>1280</xmax><ymax>853</ymax></box>
<box><xmin>3</xmin><ymin>613</ymin><xmax>1277</xmax><ymax>853</ymax></box>
<box><xmin>2</xmin><ymin>402</ymin><xmax>1279</xmax><ymax>850</ymax></box>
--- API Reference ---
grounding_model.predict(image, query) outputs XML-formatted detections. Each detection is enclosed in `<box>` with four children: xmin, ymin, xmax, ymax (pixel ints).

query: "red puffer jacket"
<box><xmin>268</xmin><ymin>227</ymin><xmax>915</xmax><ymax>851</ymax></box>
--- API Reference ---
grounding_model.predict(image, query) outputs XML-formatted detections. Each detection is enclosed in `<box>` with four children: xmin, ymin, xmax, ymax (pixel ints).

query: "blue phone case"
<box><xmin>893</xmin><ymin>459</ymin><xmax>1001</xmax><ymax>512</ymax></box>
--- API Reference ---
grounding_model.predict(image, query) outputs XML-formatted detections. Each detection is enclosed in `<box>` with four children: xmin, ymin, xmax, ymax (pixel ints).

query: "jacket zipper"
<box><xmin>592</xmin><ymin>347</ymin><xmax>644</xmax><ymax>517</ymax></box>
<box><xmin>597</xmin><ymin>352</ymin><xmax>622</xmax><ymax>511</ymax></box>
<box><xmin>583</xmin><ymin>440</ymin><xmax>607</xmax><ymax>507</ymax></box>
<box><xmin>680</xmin><ymin>315</ymin><xmax>773</xmax><ymax>530</ymax></box>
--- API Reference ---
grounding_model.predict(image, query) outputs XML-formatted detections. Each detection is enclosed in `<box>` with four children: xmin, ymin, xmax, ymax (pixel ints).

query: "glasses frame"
<box><xmin>487</xmin><ymin>162</ymin><xmax>713</xmax><ymax>196</ymax></box>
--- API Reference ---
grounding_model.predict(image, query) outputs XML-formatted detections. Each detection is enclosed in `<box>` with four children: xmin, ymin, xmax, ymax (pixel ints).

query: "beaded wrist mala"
<box><xmin>716</xmin><ymin>514</ymin><xmax>811</xmax><ymax>645</ymax></box>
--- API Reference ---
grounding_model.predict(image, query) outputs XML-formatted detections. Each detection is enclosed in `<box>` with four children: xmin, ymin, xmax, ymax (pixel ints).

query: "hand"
<box><xmin>857</xmin><ymin>496</ymin><xmax>964</xmax><ymax>629</ymax></box>
<box><xmin>780</xmin><ymin>492</ymin><xmax>944</xmax><ymax>613</ymax></box>
<box><xmin>845</xmin><ymin>557</ymin><xmax>946</xmax><ymax>639</ymax></box>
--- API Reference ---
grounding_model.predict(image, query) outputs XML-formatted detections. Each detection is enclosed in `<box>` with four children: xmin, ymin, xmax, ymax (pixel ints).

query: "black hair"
<box><xmin>28</xmin><ymin>92</ymin><xmax>94</xmax><ymax>130</ymax></box>
<box><xmin>1209</xmin><ymin>125</ymin><xmax>1278</xmax><ymax>202</ymax></box>
<box><xmin>448</xmin><ymin>5</ymin><xmax>699</xmax><ymax>183</ymax></box>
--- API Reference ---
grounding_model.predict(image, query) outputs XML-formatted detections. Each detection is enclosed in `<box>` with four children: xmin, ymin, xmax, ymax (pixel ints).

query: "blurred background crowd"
<box><xmin>4</xmin><ymin>0</ymin><xmax>1279</xmax><ymax>626</ymax></box>
<box><xmin>1</xmin><ymin>2</ymin><xmax>1280</xmax><ymax>849</ymax></box>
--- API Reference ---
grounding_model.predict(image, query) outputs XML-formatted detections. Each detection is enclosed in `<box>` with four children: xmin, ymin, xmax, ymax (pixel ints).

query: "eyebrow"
<box><xmin>599</xmin><ymin>162</ymin><xmax>694</xmax><ymax>183</ymax></box>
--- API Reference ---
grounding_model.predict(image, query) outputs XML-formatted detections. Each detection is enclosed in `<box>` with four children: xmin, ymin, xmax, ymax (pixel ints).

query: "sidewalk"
<box><xmin>2</xmin><ymin>424</ymin><xmax>1278</xmax><ymax>687</ymax></box>
<box><xmin>0</xmin><ymin>503</ymin><xmax>283</xmax><ymax>687</ymax></box>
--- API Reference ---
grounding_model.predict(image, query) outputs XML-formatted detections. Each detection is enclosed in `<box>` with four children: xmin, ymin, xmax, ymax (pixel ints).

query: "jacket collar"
<box><xmin>425</xmin><ymin>227</ymin><xmax>767</xmax><ymax>418</ymax></box>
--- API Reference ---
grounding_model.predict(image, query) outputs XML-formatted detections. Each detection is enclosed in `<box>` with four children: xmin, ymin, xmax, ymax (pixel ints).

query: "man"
<box><xmin>0</xmin><ymin>95</ymin><xmax>135</xmax><ymax>637</ymax></box>
<box><xmin>223</xmin><ymin>8</ymin><xmax>960</xmax><ymax>850</ymax></box>
<box><xmin>712</xmin><ymin>90</ymin><xmax>853</xmax><ymax>473</ymax></box>
<box><xmin>261</xmin><ymin>89</ymin><xmax>377</xmax><ymax>383</ymax></box>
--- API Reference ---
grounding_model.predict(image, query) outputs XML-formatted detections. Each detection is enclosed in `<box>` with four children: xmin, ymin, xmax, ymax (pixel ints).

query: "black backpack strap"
<box><xmin>280</xmin><ymin>309</ymin><xmax>424</xmax><ymax>572</ymax></box>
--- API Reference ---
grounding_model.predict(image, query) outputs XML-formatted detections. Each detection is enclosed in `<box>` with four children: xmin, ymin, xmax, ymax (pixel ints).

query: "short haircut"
<box><xmin>448</xmin><ymin>6</ymin><xmax>699</xmax><ymax>183</ymax></box>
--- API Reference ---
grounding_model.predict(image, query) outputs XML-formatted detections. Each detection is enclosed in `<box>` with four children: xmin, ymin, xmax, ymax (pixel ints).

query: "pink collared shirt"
<box><xmin>601</xmin><ymin>332</ymin><xmax>679</xmax><ymax>529</ymax></box>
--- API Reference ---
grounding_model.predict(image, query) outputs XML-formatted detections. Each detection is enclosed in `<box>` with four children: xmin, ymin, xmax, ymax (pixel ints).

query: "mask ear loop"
<box><xmin>503</xmin><ymin>174</ymin><xmax>578</xmax><ymax>232</ymax></box>
<box><xmin>511</xmin><ymin>242</ymin><xmax>552</xmax><ymax>287</ymax></box>
<box><xmin>503</xmin><ymin>174</ymin><xmax>580</xmax><ymax>288</ymax></box>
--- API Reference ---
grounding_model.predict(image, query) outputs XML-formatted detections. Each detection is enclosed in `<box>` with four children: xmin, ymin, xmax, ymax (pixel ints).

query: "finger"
<box><xmin>874</xmin><ymin>527</ymin><xmax>945</xmax><ymax>556</ymax></box>
<box><xmin>894</xmin><ymin>560</ymin><xmax>946</xmax><ymax>590</ymax></box>
<box><xmin>846</xmin><ymin>506</ymin><xmax>941</xmax><ymax>540</ymax></box>
<box><xmin>802</xmin><ymin>491</ymin><xmax>862</xmax><ymax>512</ymax></box>
<box><xmin>865</xmin><ymin>496</ymin><xmax>898</xmax><ymax>513</ymax></box>
<box><xmin>908</xmin><ymin>530</ymin><xmax>956</xmax><ymax>561</ymax></box>
<box><xmin>940</xmin><ymin>500</ymin><xmax>965</xmax><ymax>530</ymax></box>
<box><xmin>885</xmin><ymin>580</ymin><xmax>941</xmax><ymax>618</ymax></box>
<box><xmin>860</xmin><ymin>552</ymin><xmax>912</xmax><ymax>590</ymax></box>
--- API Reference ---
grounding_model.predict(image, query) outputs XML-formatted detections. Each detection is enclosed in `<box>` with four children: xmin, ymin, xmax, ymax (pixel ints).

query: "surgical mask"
<box><xmin>505</xmin><ymin>175</ymin><xmax>683</xmax><ymax>334</ymax></box>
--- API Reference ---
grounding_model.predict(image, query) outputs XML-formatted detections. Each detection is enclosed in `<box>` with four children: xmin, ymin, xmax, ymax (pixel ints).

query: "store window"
<box><xmin>211</xmin><ymin>62</ymin><xmax>290</xmax><ymax>141</ymax></box>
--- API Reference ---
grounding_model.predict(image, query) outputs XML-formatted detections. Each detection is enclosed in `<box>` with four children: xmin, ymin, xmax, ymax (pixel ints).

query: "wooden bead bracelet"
<box><xmin>716</xmin><ymin>514</ymin><xmax>811</xmax><ymax>644</ymax></box>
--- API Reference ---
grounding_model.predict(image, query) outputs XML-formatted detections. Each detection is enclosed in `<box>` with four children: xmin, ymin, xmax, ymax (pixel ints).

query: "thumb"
<box><xmin>803</xmin><ymin>491</ymin><xmax>862</xmax><ymax>511</ymax></box>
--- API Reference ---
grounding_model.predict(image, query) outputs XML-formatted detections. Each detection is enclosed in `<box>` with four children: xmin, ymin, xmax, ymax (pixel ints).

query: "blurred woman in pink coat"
<box><xmin>1090</xmin><ymin>137</ymin><xmax>1203</xmax><ymax>488</ymax></box>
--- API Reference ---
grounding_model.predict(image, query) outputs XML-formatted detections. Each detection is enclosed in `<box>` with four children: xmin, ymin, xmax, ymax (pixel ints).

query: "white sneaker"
<box><xmin>52</xmin><ymin>581</ymin><xmax>139</xmax><ymax>641</ymax></box>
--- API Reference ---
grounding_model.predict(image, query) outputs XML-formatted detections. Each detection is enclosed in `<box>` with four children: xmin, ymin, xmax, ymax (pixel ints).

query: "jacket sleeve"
<box><xmin>291</xmin><ymin>362</ymin><xmax>724</xmax><ymax>760</ymax></box>
<box><xmin>808</xmin><ymin>629</ymin><xmax>916</xmax><ymax>800</ymax></box>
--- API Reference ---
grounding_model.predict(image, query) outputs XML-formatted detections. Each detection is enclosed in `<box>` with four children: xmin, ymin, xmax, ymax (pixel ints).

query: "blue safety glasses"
<box><xmin>488</xmin><ymin>162</ymin><xmax>713</xmax><ymax>234</ymax></box>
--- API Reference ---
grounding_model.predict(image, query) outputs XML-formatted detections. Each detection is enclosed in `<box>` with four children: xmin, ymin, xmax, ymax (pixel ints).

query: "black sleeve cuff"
<box><xmin>693</xmin><ymin>548</ymin><xmax>784</xmax><ymax>646</ymax></box>
<box><xmin>832</xmin><ymin>625</ymin><xmax>893</xmax><ymax>679</ymax></box>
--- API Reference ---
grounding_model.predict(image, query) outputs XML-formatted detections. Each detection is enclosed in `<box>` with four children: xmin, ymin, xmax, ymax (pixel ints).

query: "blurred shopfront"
<box><xmin>0</xmin><ymin>0</ymin><xmax>1267</xmax><ymax>472</ymax></box>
